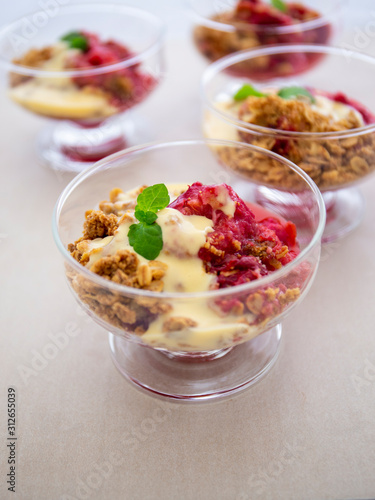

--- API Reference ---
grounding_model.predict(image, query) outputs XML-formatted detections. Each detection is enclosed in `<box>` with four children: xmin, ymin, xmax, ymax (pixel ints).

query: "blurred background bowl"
<box><xmin>189</xmin><ymin>0</ymin><xmax>345</xmax><ymax>78</ymax></box>
<box><xmin>0</xmin><ymin>3</ymin><xmax>165</xmax><ymax>172</ymax></box>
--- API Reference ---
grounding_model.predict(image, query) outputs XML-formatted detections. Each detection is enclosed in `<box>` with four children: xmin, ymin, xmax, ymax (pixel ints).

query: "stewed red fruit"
<box><xmin>169</xmin><ymin>182</ymin><xmax>299</xmax><ymax>288</ymax></box>
<box><xmin>67</xmin><ymin>31</ymin><xmax>156</xmax><ymax>111</ymax></box>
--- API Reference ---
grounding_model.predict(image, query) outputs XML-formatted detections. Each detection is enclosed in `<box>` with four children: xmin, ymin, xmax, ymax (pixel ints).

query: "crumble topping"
<box><xmin>82</xmin><ymin>210</ymin><xmax>118</xmax><ymax>239</ymax></box>
<box><xmin>10</xmin><ymin>47</ymin><xmax>54</xmax><ymax>87</ymax></box>
<box><xmin>89</xmin><ymin>250</ymin><xmax>167</xmax><ymax>292</ymax></box>
<box><xmin>206</xmin><ymin>91</ymin><xmax>375</xmax><ymax>189</ymax></box>
<box><xmin>238</xmin><ymin>94</ymin><xmax>362</xmax><ymax>133</ymax></box>
<box><xmin>13</xmin><ymin>46</ymin><xmax>54</xmax><ymax>68</ymax></box>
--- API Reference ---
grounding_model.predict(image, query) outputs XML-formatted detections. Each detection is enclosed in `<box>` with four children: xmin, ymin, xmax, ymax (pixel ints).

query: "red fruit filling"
<box><xmin>169</xmin><ymin>182</ymin><xmax>299</xmax><ymax>289</ymax></box>
<box><xmin>235</xmin><ymin>0</ymin><xmax>320</xmax><ymax>27</ymax></box>
<box><xmin>235</xmin><ymin>0</ymin><xmax>293</xmax><ymax>26</ymax></box>
<box><xmin>67</xmin><ymin>31</ymin><xmax>156</xmax><ymax>111</ymax></box>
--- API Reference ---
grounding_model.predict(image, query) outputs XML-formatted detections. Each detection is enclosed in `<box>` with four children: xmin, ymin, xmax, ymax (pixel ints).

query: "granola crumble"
<box><xmin>212</xmin><ymin>93</ymin><xmax>375</xmax><ymax>189</ymax></box>
<box><xmin>10</xmin><ymin>47</ymin><xmax>54</xmax><ymax>87</ymax></box>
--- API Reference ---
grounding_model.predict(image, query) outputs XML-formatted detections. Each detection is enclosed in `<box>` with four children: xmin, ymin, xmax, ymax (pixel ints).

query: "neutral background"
<box><xmin>1</xmin><ymin>1</ymin><xmax>375</xmax><ymax>499</ymax></box>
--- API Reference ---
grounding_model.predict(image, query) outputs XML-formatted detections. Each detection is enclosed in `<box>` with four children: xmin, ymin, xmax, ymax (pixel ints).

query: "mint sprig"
<box><xmin>233</xmin><ymin>83</ymin><xmax>316</xmax><ymax>105</ymax></box>
<box><xmin>128</xmin><ymin>184</ymin><xmax>170</xmax><ymax>260</ymax></box>
<box><xmin>234</xmin><ymin>84</ymin><xmax>267</xmax><ymax>101</ymax></box>
<box><xmin>134</xmin><ymin>210</ymin><xmax>158</xmax><ymax>224</ymax></box>
<box><xmin>61</xmin><ymin>31</ymin><xmax>89</xmax><ymax>52</ymax></box>
<box><xmin>128</xmin><ymin>223</ymin><xmax>163</xmax><ymax>261</ymax></box>
<box><xmin>277</xmin><ymin>86</ymin><xmax>316</xmax><ymax>103</ymax></box>
<box><xmin>135</xmin><ymin>183</ymin><xmax>170</xmax><ymax>214</ymax></box>
<box><xmin>271</xmin><ymin>0</ymin><xmax>287</xmax><ymax>12</ymax></box>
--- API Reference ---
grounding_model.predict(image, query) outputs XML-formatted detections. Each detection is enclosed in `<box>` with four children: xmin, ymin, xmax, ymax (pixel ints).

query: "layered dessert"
<box><xmin>193</xmin><ymin>0</ymin><xmax>331</xmax><ymax>79</ymax></box>
<box><xmin>9</xmin><ymin>31</ymin><xmax>156</xmax><ymax>122</ymax></box>
<box><xmin>204</xmin><ymin>85</ymin><xmax>375</xmax><ymax>189</ymax></box>
<box><xmin>67</xmin><ymin>182</ymin><xmax>304</xmax><ymax>351</ymax></box>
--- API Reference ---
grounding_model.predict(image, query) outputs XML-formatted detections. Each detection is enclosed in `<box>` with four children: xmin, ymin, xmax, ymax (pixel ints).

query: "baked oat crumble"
<box><xmin>208</xmin><ymin>92</ymin><xmax>375</xmax><ymax>189</ymax></box>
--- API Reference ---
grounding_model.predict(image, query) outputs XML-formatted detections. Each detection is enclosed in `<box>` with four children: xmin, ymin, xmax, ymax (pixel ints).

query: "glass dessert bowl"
<box><xmin>202</xmin><ymin>45</ymin><xmax>375</xmax><ymax>242</ymax></box>
<box><xmin>190</xmin><ymin>0</ymin><xmax>343</xmax><ymax>79</ymax></box>
<box><xmin>53</xmin><ymin>139</ymin><xmax>325</xmax><ymax>402</ymax></box>
<box><xmin>0</xmin><ymin>4</ymin><xmax>164</xmax><ymax>172</ymax></box>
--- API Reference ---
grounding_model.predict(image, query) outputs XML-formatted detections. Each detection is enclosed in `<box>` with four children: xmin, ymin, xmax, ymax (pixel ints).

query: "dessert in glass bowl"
<box><xmin>190</xmin><ymin>0</ymin><xmax>342</xmax><ymax>79</ymax></box>
<box><xmin>202</xmin><ymin>45</ymin><xmax>375</xmax><ymax>242</ymax></box>
<box><xmin>53</xmin><ymin>140</ymin><xmax>325</xmax><ymax>401</ymax></box>
<box><xmin>0</xmin><ymin>4</ymin><xmax>164</xmax><ymax>172</ymax></box>
<box><xmin>67</xmin><ymin>181</ymin><xmax>302</xmax><ymax>351</ymax></box>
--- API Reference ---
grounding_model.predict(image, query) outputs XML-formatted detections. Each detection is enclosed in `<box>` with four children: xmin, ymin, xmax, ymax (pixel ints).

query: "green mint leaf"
<box><xmin>134</xmin><ymin>210</ymin><xmax>158</xmax><ymax>224</ymax></box>
<box><xmin>135</xmin><ymin>184</ymin><xmax>170</xmax><ymax>214</ymax></box>
<box><xmin>233</xmin><ymin>84</ymin><xmax>267</xmax><ymax>101</ymax></box>
<box><xmin>128</xmin><ymin>222</ymin><xmax>163</xmax><ymax>261</ymax></box>
<box><xmin>271</xmin><ymin>0</ymin><xmax>287</xmax><ymax>12</ymax></box>
<box><xmin>61</xmin><ymin>31</ymin><xmax>81</xmax><ymax>42</ymax></box>
<box><xmin>277</xmin><ymin>86</ymin><xmax>316</xmax><ymax>103</ymax></box>
<box><xmin>128</xmin><ymin>184</ymin><xmax>170</xmax><ymax>260</ymax></box>
<box><xmin>61</xmin><ymin>32</ymin><xmax>88</xmax><ymax>52</ymax></box>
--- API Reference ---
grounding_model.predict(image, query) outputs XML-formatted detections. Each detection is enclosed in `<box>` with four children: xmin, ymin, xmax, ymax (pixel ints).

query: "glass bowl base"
<box><xmin>108</xmin><ymin>324</ymin><xmax>282</xmax><ymax>403</ymax></box>
<box><xmin>37</xmin><ymin>113</ymin><xmax>148</xmax><ymax>173</ymax></box>
<box><xmin>322</xmin><ymin>188</ymin><xmax>364</xmax><ymax>243</ymax></box>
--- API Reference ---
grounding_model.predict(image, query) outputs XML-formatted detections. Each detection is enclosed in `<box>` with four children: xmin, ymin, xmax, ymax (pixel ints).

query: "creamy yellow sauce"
<box><xmin>157</xmin><ymin>208</ymin><xmax>213</xmax><ymax>257</ymax></box>
<box><xmin>85</xmin><ymin>208</ymin><xmax>215</xmax><ymax>294</ymax></box>
<box><xmin>84</xmin><ymin>184</ymin><xmax>222</xmax><ymax>294</ymax></box>
<box><xmin>312</xmin><ymin>95</ymin><xmax>364</xmax><ymax>123</ymax></box>
<box><xmin>203</xmin><ymin>101</ymin><xmax>240</xmax><ymax>141</ymax></box>
<box><xmin>142</xmin><ymin>303</ymin><xmax>258</xmax><ymax>352</ymax></box>
<box><xmin>215</xmin><ymin>184</ymin><xmax>237</xmax><ymax>216</ymax></box>
<box><xmin>9</xmin><ymin>43</ymin><xmax>117</xmax><ymax>119</ymax></box>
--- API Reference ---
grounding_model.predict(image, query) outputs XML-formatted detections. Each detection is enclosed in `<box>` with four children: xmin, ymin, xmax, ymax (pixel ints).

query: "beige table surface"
<box><xmin>1</xmin><ymin>7</ymin><xmax>375</xmax><ymax>500</ymax></box>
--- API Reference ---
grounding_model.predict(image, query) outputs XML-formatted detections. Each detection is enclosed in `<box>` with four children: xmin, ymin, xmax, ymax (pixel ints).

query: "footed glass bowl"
<box><xmin>0</xmin><ymin>3</ymin><xmax>164</xmax><ymax>172</ymax></box>
<box><xmin>202</xmin><ymin>45</ymin><xmax>375</xmax><ymax>242</ymax></box>
<box><xmin>189</xmin><ymin>0</ymin><xmax>344</xmax><ymax>79</ymax></box>
<box><xmin>53</xmin><ymin>139</ymin><xmax>325</xmax><ymax>401</ymax></box>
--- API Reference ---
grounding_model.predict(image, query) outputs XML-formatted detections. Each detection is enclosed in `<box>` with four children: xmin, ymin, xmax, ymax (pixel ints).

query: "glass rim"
<box><xmin>0</xmin><ymin>3</ymin><xmax>165</xmax><ymax>77</ymax></box>
<box><xmin>187</xmin><ymin>0</ymin><xmax>345</xmax><ymax>35</ymax></box>
<box><xmin>201</xmin><ymin>44</ymin><xmax>375</xmax><ymax>138</ymax></box>
<box><xmin>52</xmin><ymin>138</ymin><xmax>326</xmax><ymax>300</ymax></box>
